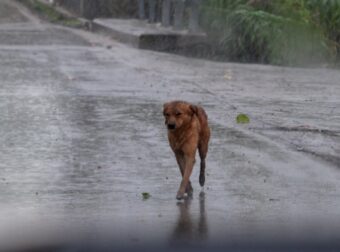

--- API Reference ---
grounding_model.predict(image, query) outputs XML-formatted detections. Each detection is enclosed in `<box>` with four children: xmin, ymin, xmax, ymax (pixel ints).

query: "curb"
<box><xmin>92</xmin><ymin>18</ymin><xmax>207</xmax><ymax>52</ymax></box>
<box><xmin>92</xmin><ymin>19</ymin><xmax>176</xmax><ymax>50</ymax></box>
<box><xmin>21</xmin><ymin>0</ymin><xmax>208</xmax><ymax>53</ymax></box>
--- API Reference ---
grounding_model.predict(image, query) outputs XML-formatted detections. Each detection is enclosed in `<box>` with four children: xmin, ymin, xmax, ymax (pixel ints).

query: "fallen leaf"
<box><xmin>142</xmin><ymin>192</ymin><xmax>151</xmax><ymax>200</ymax></box>
<box><xmin>236</xmin><ymin>114</ymin><xmax>250</xmax><ymax>124</ymax></box>
<box><xmin>224</xmin><ymin>70</ymin><xmax>233</xmax><ymax>80</ymax></box>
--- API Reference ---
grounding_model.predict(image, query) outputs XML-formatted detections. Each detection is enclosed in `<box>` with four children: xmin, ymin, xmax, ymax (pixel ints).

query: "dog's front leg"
<box><xmin>176</xmin><ymin>155</ymin><xmax>195</xmax><ymax>200</ymax></box>
<box><xmin>176</xmin><ymin>152</ymin><xmax>193</xmax><ymax>197</ymax></box>
<box><xmin>175</xmin><ymin>152</ymin><xmax>185</xmax><ymax>176</ymax></box>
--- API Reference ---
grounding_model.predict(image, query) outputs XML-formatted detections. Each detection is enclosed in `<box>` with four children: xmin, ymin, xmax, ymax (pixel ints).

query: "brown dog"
<box><xmin>163</xmin><ymin>101</ymin><xmax>210</xmax><ymax>200</ymax></box>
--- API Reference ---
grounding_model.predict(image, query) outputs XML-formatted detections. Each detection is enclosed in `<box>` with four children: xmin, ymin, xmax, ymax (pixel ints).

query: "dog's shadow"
<box><xmin>171</xmin><ymin>191</ymin><xmax>208</xmax><ymax>244</ymax></box>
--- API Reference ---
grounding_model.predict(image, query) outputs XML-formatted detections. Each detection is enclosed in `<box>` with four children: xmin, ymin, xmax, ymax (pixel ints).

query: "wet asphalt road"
<box><xmin>1</xmin><ymin>1</ymin><xmax>340</xmax><ymax>251</ymax></box>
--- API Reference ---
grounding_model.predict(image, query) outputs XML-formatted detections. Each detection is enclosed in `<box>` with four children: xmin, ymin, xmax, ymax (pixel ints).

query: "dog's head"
<box><xmin>163</xmin><ymin>101</ymin><xmax>198</xmax><ymax>131</ymax></box>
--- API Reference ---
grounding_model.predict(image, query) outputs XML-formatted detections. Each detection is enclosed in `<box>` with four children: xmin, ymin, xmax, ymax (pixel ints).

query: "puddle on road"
<box><xmin>1</xmin><ymin>94</ymin><xmax>340</xmax><ymax>249</ymax></box>
<box><xmin>171</xmin><ymin>192</ymin><xmax>208</xmax><ymax>245</ymax></box>
<box><xmin>0</xmin><ymin>95</ymin><xmax>216</xmax><ymax>247</ymax></box>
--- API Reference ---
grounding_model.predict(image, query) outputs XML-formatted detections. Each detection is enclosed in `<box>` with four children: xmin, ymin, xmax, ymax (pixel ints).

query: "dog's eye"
<box><xmin>165</xmin><ymin>113</ymin><xmax>170</xmax><ymax>117</ymax></box>
<box><xmin>175</xmin><ymin>112</ymin><xmax>182</xmax><ymax>116</ymax></box>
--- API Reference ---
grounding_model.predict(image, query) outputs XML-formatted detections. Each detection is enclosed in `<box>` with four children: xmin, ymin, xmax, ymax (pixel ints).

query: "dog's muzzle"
<box><xmin>167</xmin><ymin>123</ymin><xmax>176</xmax><ymax>130</ymax></box>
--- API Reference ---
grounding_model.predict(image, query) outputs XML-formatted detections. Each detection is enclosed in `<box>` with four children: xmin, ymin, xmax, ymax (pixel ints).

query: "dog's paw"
<box><xmin>176</xmin><ymin>192</ymin><xmax>185</xmax><ymax>200</ymax></box>
<box><xmin>186</xmin><ymin>184</ymin><xmax>193</xmax><ymax>195</ymax></box>
<box><xmin>199</xmin><ymin>174</ymin><xmax>205</xmax><ymax>187</ymax></box>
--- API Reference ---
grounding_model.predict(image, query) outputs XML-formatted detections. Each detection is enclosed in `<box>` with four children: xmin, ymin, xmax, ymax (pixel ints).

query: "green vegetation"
<box><xmin>142</xmin><ymin>192</ymin><xmax>151</xmax><ymax>200</ymax></box>
<box><xmin>201</xmin><ymin>0</ymin><xmax>340</xmax><ymax>66</ymax></box>
<box><xmin>236</xmin><ymin>113</ymin><xmax>250</xmax><ymax>124</ymax></box>
<box><xmin>19</xmin><ymin>0</ymin><xmax>83</xmax><ymax>28</ymax></box>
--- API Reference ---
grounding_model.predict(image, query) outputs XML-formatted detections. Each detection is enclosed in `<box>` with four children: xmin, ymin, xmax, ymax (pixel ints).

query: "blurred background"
<box><xmin>53</xmin><ymin>0</ymin><xmax>340</xmax><ymax>66</ymax></box>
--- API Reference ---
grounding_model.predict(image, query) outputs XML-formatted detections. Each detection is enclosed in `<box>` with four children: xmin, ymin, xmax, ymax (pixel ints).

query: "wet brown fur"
<box><xmin>163</xmin><ymin>101</ymin><xmax>210</xmax><ymax>200</ymax></box>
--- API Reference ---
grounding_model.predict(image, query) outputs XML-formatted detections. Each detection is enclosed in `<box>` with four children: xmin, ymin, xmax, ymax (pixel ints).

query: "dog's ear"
<box><xmin>163</xmin><ymin>103</ymin><xmax>168</xmax><ymax>112</ymax></box>
<box><xmin>190</xmin><ymin>104</ymin><xmax>198</xmax><ymax>115</ymax></box>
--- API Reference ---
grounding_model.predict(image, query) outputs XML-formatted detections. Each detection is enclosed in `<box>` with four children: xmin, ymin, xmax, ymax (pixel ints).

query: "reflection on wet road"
<box><xmin>171</xmin><ymin>192</ymin><xmax>208</xmax><ymax>246</ymax></box>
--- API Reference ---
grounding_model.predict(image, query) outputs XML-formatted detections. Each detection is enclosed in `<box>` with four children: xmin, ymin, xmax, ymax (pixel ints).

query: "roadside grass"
<box><xmin>18</xmin><ymin>0</ymin><xmax>83</xmax><ymax>28</ymax></box>
<box><xmin>201</xmin><ymin>0</ymin><xmax>340</xmax><ymax>67</ymax></box>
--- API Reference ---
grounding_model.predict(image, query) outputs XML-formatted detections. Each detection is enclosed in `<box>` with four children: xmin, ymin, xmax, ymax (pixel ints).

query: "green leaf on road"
<box><xmin>236</xmin><ymin>114</ymin><xmax>250</xmax><ymax>124</ymax></box>
<box><xmin>142</xmin><ymin>192</ymin><xmax>151</xmax><ymax>200</ymax></box>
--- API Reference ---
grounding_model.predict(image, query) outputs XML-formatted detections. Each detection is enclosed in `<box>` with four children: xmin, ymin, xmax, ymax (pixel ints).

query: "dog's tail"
<box><xmin>197</xmin><ymin>106</ymin><xmax>210</xmax><ymax>187</ymax></box>
<box><xmin>199</xmin><ymin>160</ymin><xmax>206</xmax><ymax>187</ymax></box>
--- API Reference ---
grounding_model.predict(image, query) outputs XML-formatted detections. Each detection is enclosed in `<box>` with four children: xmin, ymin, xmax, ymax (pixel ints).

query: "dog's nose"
<box><xmin>167</xmin><ymin>123</ymin><xmax>176</xmax><ymax>130</ymax></box>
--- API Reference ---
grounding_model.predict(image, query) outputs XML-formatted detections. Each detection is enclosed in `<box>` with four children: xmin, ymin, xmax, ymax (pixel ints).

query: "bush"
<box><xmin>305</xmin><ymin>0</ymin><xmax>340</xmax><ymax>63</ymax></box>
<box><xmin>201</xmin><ymin>0</ymin><xmax>339</xmax><ymax>66</ymax></box>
